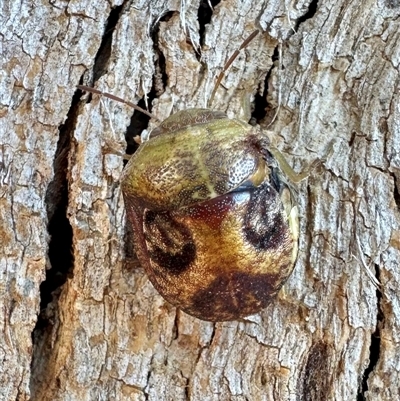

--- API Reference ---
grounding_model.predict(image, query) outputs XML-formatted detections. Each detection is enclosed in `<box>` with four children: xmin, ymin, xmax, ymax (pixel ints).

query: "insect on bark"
<box><xmin>78</xmin><ymin>30</ymin><xmax>309</xmax><ymax>321</ymax></box>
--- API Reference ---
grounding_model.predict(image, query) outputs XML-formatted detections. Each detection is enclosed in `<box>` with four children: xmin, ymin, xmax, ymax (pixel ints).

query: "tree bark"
<box><xmin>1</xmin><ymin>0</ymin><xmax>400</xmax><ymax>400</ymax></box>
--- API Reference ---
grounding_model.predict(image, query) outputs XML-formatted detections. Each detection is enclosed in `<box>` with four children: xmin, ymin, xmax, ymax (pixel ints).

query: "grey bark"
<box><xmin>1</xmin><ymin>0</ymin><xmax>400</xmax><ymax>400</ymax></box>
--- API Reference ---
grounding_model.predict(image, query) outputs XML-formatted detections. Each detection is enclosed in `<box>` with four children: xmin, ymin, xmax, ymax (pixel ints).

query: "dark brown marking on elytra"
<box><xmin>144</xmin><ymin>210</ymin><xmax>156</xmax><ymax>224</ymax></box>
<box><xmin>186</xmin><ymin>191</ymin><xmax>248</xmax><ymax>230</ymax></box>
<box><xmin>143</xmin><ymin>210</ymin><xmax>196</xmax><ymax>275</ymax></box>
<box><xmin>243</xmin><ymin>182</ymin><xmax>288</xmax><ymax>251</ymax></box>
<box><xmin>189</xmin><ymin>271</ymin><xmax>280</xmax><ymax>321</ymax></box>
<box><xmin>150</xmin><ymin>242</ymin><xmax>196</xmax><ymax>275</ymax></box>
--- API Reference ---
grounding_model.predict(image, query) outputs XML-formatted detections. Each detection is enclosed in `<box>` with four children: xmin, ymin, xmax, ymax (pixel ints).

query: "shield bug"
<box><xmin>78</xmin><ymin>30</ymin><xmax>308</xmax><ymax>321</ymax></box>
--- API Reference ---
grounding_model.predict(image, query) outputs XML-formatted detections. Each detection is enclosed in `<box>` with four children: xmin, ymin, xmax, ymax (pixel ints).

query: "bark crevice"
<box><xmin>92</xmin><ymin>4</ymin><xmax>125</xmax><ymax>84</ymax></box>
<box><xmin>295</xmin><ymin>0</ymin><xmax>319</xmax><ymax>31</ymax></box>
<box><xmin>389</xmin><ymin>171</ymin><xmax>400</xmax><ymax>210</ymax></box>
<box><xmin>197</xmin><ymin>0</ymin><xmax>221</xmax><ymax>47</ymax></box>
<box><xmin>251</xmin><ymin>44</ymin><xmax>277</xmax><ymax>125</ymax></box>
<box><xmin>30</xmin><ymin>84</ymin><xmax>83</xmax><ymax>397</ymax></box>
<box><xmin>30</xmin><ymin>4</ymin><xmax>127</xmax><ymax>394</ymax></box>
<box><xmin>39</xmin><ymin>89</ymin><xmax>82</xmax><ymax>311</ymax></box>
<box><xmin>358</xmin><ymin>268</ymin><xmax>383</xmax><ymax>401</ymax></box>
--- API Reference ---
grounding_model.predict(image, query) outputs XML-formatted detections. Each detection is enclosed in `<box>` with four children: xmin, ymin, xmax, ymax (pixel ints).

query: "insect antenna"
<box><xmin>207</xmin><ymin>29</ymin><xmax>259</xmax><ymax>108</ymax></box>
<box><xmin>77</xmin><ymin>85</ymin><xmax>160</xmax><ymax>122</ymax></box>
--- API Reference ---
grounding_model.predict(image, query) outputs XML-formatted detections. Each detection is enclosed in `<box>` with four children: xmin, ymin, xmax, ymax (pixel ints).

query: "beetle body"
<box><xmin>121</xmin><ymin>109</ymin><xmax>299</xmax><ymax>321</ymax></box>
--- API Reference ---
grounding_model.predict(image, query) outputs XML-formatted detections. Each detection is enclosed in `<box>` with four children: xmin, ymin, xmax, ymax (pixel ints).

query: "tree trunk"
<box><xmin>1</xmin><ymin>0</ymin><xmax>400</xmax><ymax>400</ymax></box>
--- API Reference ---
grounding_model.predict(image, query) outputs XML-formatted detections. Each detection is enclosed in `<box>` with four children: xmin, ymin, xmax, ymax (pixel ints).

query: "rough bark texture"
<box><xmin>1</xmin><ymin>0</ymin><xmax>400</xmax><ymax>400</ymax></box>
